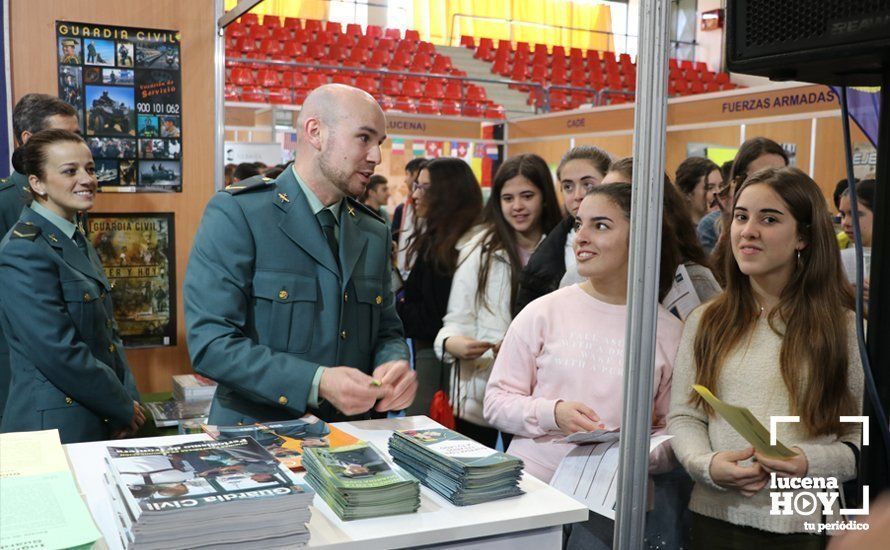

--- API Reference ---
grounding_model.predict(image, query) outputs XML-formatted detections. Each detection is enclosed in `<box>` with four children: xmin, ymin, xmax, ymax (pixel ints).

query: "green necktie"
<box><xmin>317</xmin><ymin>209</ymin><xmax>340</xmax><ymax>269</ymax></box>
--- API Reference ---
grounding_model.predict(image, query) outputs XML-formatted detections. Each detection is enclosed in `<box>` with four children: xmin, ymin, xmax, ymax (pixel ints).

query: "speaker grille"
<box><xmin>744</xmin><ymin>0</ymin><xmax>890</xmax><ymax>47</ymax></box>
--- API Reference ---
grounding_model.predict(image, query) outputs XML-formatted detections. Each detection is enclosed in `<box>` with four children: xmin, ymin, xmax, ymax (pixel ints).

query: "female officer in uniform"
<box><xmin>0</xmin><ymin>129</ymin><xmax>143</xmax><ymax>443</ymax></box>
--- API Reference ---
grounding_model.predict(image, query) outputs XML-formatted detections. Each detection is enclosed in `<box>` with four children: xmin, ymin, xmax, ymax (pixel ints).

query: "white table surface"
<box><xmin>66</xmin><ymin>415</ymin><xmax>588</xmax><ymax>549</ymax></box>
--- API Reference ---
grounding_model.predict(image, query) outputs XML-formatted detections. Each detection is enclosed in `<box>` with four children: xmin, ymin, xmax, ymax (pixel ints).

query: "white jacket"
<box><xmin>434</xmin><ymin>229</ymin><xmax>539</xmax><ymax>427</ymax></box>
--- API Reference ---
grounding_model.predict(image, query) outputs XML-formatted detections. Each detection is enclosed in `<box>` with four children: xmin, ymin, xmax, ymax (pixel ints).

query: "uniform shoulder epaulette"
<box><xmin>222</xmin><ymin>175</ymin><xmax>275</xmax><ymax>195</ymax></box>
<box><xmin>0</xmin><ymin>178</ymin><xmax>15</xmax><ymax>191</ymax></box>
<box><xmin>10</xmin><ymin>221</ymin><xmax>40</xmax><ymax>241</ymax></box>
<box><xmin>346</xmin><ymin>197</ymin><xmax>385</xmax><ymax>224</ymax></box>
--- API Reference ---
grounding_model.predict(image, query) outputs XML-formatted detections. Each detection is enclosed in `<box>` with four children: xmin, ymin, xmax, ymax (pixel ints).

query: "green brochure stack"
<box><xmin>388</xmin><ymin>428</ymin><xmax>525</xmax><ymax>506</ymax></box>
<box><xmin>301</xmin><ymin>441</ymin><xmax>420</xmax><ymax>521</ymax></box>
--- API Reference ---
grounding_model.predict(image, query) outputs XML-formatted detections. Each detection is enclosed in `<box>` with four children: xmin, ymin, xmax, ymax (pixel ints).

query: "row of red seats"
<box><xmin>230</xmin><ymin>15</ymin><xmax>420</xmax><ymax>42</ymax></box>
<box><xmin>227</xmin><ymin>44</ymin><xmax>460</xmax><ymax>74</ymax></box>
<box><xmin>228</xmin><ymin>67</ymin><xmax>489</xmax><ymax>101</ymax></box>
<box><xmin>225</xmin><ymin>84</ymin><xmax>503</xmax><ymax>118</ymax></box>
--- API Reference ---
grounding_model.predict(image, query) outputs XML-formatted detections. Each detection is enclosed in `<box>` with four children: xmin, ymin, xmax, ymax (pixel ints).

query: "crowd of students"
<box><xmin>391</xmin><ymin>137</ymin><xmax>872</xmax><ymax>548</ymax></box>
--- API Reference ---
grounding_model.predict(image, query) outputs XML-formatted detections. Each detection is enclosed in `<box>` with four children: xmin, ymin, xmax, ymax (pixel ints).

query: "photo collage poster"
<box><xmin>56</xmin><ymin>21</ymin><xmax>182</xmax><ymax>192</ymax></box>
<box><xmin>86</xmin><ymin>213</ymin><xmax>176</xmax><ymax>348</ymax></box>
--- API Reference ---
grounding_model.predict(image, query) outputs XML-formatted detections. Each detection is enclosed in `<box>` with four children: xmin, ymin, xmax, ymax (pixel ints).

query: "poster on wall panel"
<box><xmin>56</xmin><ymin>21</ymin><xmax>182</xmax><ymax>192</ymax></box>
<box><xmin>87</xmin><ymin>213</ymin><xmax>176</xmax><ymax>348</ymax></box>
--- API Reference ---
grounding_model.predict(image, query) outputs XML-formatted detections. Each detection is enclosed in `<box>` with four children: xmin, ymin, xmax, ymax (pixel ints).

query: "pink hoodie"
<box><xmin>484</xmin><ymin>284</ymin><xmax>684</xmax><ymax>482</ymax></box>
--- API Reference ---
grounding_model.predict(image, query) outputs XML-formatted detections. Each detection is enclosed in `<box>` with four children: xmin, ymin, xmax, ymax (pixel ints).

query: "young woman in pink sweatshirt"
<box><xmin>484</xmin><ymin>183</ymin><xmax>685</xmax><ymax>549</ymax></box>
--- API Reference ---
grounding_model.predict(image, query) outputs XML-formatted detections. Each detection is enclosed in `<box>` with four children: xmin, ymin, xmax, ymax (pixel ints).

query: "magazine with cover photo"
<box><xmin>203</xmin><ymin>415</ymin><xmax>358</xmax><ymax>470</ymax></box>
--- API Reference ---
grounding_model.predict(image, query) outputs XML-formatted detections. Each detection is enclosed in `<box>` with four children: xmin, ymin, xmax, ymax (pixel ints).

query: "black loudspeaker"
<box><xmin>726</xmin><ymin>0</ymin><xmax>890</xmax><ymax>86</ymax></box>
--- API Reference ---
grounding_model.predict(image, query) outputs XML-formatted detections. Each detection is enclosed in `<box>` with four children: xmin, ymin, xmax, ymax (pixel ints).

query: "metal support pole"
<box><xmin>614</xmin><ymin>0</ymin><xmax>671</xmax><ymax>548</ymax></box>
<box><xmin>214</xmin><ymin>0</ymin><xmax>226</xmax><ymax>190</ymax></box>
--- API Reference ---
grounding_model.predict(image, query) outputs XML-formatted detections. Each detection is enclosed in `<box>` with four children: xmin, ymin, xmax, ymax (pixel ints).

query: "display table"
<box><xmin>66</xmin><ymin>415</ymin><xmax>588</xmax><ymax>549</ymax></box>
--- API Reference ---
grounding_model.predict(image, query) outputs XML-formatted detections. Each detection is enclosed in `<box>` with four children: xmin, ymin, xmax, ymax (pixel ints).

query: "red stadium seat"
<box><xmin>306</xmin><ymin>42</ymin><xmax>325</xmax><ymax>60</ymax></box>
<box><xmin>315</xmin><ymin>30</ymin><xmax>335</xmax><ymax>46</ymax></box>
<box><xmin>401</xmin><ymin>79</ymin><xmax>424</xmax><ymax>98</ymax></box>
<box><xmin>354</xmin><ymin>75</ymin><xmax>379</xmax><ymax>94</ymax></box>
<box><xmin>281</xmin><ymin>41</ymin><xmax>304</xmax><ymax>59</ymax></box>
<box><xmin>269</xmin><ymin>88</ymin><xmax>291</xmax><ymax>104</ymax></box>
<box><xmin>236</xmin><ymin>36</ymin><xmax>257</xmax><ymax>54</ymax></box>
<box><xmin>492</xmin><ymin>56</ymin><xmax>509</xmax><ymax>76</ymax></box>
<box><xmin>715</xmin><ymin>72</ymin><xmax>730</xmax><ymax>84</ymax></box>
<box><xmin>388</xmin><ymin>50</ymin><xmax>410</xmax><ymax>70</ymax></box>
<box><xmin>381</xmin><ymin>76</ymin><xmax>402</xmax><ymax>96</ymax></box>
<box><xmin>226</xmin><ymin>22</ymin><xmax>246</xmax><ymax>40</ymax></box>
<box><xmin>431</xmin><ymin>55</ymin><xmax>452</xmax><ymax>74</ymax></box>
<box><xmin>248</xmin><ymin>25</ymin><xmax>272</xmax><ymax>41</ymax></box>
<box><xmin>241</xmin><ymin>86</ymin><xmax>265</xmax><ymax>102</ymax></box>
<box><xmin>385</xmin><ymin>28</ymin><xmax>401</xmax><ymax>40</ymax></box>
<box><xmin>680</xmin><ymin>59</ymin><xmax>693</xmax><ymax>71</ymax></box>
<box><xmin>462</xmin><ymin>101</ymin><xmax>484</xmax><ymax>117</ymax></box>
<box><xmin>552</xmin><ymin>45</ymin><xmax>566</xmax><ymax>59</ymax></box>
<box><xmin>466</xmin><ymin>84</ymin><xmax>487</xmax><ymax>102</ymax></box>
<box><xmin>345</xmin><ymin>23</ymin><xmax>361</xmax><ymax>36</ymax></box>
<box><xmin>417</xmin><ymin>98</ymin><xmax>440</xmax><ymax>115</ymax></box>
<box><xmin>516</xmin><ymin>42</ymin><xmax>530</xmax><ymax>57</ymax></box>
<box><xmin>705</xmin><ymin>81</ymin><xmax>720</xmax><ymax>93</ymax></box>
<box><xmin>304</xmin><ymin>19</ymin><xmax>322</xmax><ymax>33</ymax></box>
<box><xmin>510</xmin><ymin>62</ymin><xmax>528</xmax><ymax>81</ymax></box>
<box><xmin>460</xmin><ymin>35</ymin><xmax>475</xmax><ymax>48</ymax></box>
<box><xmin>377</xmin><ymin>38</ymin><xmax>395</xmax><ymax>52</ymax></box>
<box><xmin>440</xmin><ymin>99</ymin><xmax>461</xmax><ymax>115</ymax></box>
<box><xmin>366</xmin><ymin>25</ymin><xmax>383</xmax><ymax>39</ymax></box>
<box><xmin>368</xmin><ymin>48</ymin><xmax>390</xmax><ymax>68</ymax></box>
<box><xmin>271</xmin><ymin>27</ymin><xmax>291</xmax><ymax>42</ymax></box>
<box><xmin>530</xmin><ymin>64</ymin><xmax>548</xmax><ymax>84</ymax></box>
<box><xmin>484</xmin><ymin>104</ymin><xmax>505</xmax><ymax>119</ymax></box>
<box><xmin>409</xmin><ymin>54</ymin><xmax>431</xmax><ymax>72</ymax></box>
<box><xmin>283</xmin><ymin>17</ymin><xmax>301</xmax><ymax>30</ymax></box>
<box><xmin>444</xmin><ymin>80</ymin><xmax>463</xmax><ymax>100</ymax></box>
<box><xmin>326</xmin><ymin>21</ymin><xmax>342</xmax><ymax>34</ymax></box>
<box><xmin>240</xmin><ymin>13</ymin><xmax>259</xmax><ymax>27</ymax></box>
<box><xmin>259</xmin><ymin>39</ymin><xmax>281</xmax><ymax>56</ymax></box>
<box><xmin>256</xmin><ymin>68</ymin><xmax>280</xmax><ymax>87</ymax></box>
<box><xmin>475</xmin><ymin>38</ymin><xmax>494</xmax><ymax>61</ymax></box>
<box><xmin>602</xmin><ymin>51</ymin><xmax>616</xmax><ymax>64</ymax></box>
<box><xmin>229</xmin><ymin>67</ymin><xmax>255</xmax><ymax>86</ymax></box>
<box><xmin>224</xmin><ymin>83</ymin><xmax>239</xmax><ymax>101</ymax></box>
<box><xmin>305</xmin><ymin>72</ymin><xmax>328</xmax><ymax>89</ymax></box>
<box><xmin>280</xmin><ymin>70</ymin><xmax>303</xmax><ymax>88</ymax></box>
<box><xmin>293</xmin><ymin>27</ymin><xmax>311</xmax><ymax>43</ymax></box>
<box><xmin>404</xmin><ymin>29</ymin><xmax>420</xmax><ymax>41</ymax></box>
<box><xmin>331</xmin><ymin>73</ymin><xmax>353</xmax><ymax>85</ymax></box>
<box><xmin>425</xmin><ymin>78</ymin><xmax>445</xmax><ymax>99</ymax></box>
<box><xmin>394</xmin><ymin>96</ymin><xmax>417</xmax><ymax>113</ymax></box>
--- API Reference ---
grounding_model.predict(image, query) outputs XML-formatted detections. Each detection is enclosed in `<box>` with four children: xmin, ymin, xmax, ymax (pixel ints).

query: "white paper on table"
<box><xmin>556</xmin><ymin>428</ymin><xmax>621</xmax><ymax>445</ymax></box>
<box><xmin>662</xmin><ymin>264</ymin><xmax>700</xmax><ymax>321</ymax></box>
<box><xmin>0</xmin><ymin>429</ymin><xmax>70</xmax><ymax>477</ymax></box>
<box><xmin>549</xmin><ymin>434</ymin><xmax>673</xmax><ymax>520</ymax></box>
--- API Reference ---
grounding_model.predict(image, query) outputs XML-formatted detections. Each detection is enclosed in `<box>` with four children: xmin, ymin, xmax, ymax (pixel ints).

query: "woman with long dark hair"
<box><xmin>434</xmin><ymin>153</ymin><xmax>561</xmax><ymax>447</ymax></box>
<box><xmin>676</xmin><ymin>156</ymin><xmax>722</xmax><ymax>226</ymax></box>
<box><xmin>396</xmin><ymin>158</ymin><xmax>483</xmax><ymax>416</ymax></box>
<box><xmin>669</xmin><ymin>167</ymin><xmax>863</xmax><ymax>547</ymax></box>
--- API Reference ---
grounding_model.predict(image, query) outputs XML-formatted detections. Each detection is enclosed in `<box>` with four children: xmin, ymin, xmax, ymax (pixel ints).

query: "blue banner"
<box><xmin>834</xmin><ymin>86</ymin><xmax>881</xmax><ymax>147</ymax></box>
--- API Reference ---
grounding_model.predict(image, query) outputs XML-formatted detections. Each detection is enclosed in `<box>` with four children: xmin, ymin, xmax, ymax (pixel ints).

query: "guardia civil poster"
<box><xmin>56</xmin><ymin>21</ymin><xmax>182</xmax><ymax>192</ymax></box>
<box><xmin>87</xmin><ymin>213</ymin><xmax>177</xmax><ymax>347</ymax></box>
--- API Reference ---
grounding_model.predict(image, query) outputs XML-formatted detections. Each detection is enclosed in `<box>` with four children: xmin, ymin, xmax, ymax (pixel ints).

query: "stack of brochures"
<box><xmin>302</xmin><ymin>441</ymin><xmax>420</xmax><ymax>520</ymax></box>
<box><xmin>388</xmin><ymin>428</ymin><xmax>525</xmax><ymax>506</ymax></box>
<box><xmin>204</xmin><ymin>414</ymin><xmax>358</xmax><ymax>470</ymax></box>
<box><xmin>172</xmin><ymin>374</ymin><xmax>217</xmax><ymax>402</ymax></box>
<box><xmin>103</xmin><ymin>437</ymin><xmax>314</xmax><ymax>549</ymax></box>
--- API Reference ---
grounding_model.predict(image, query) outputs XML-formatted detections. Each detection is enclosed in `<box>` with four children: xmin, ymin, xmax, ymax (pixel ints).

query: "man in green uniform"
<box><xmin>0</xmin><ymin>94</ymin><xmax>79</xmax><ymax>421</ymax></box>
<box><xmin>60</xmin><ymin>38</ymin><xmax>81</xmax><ymax>64</ymax></box>
<box><xmin>185</xmin><ymin>85</ymin><xmax>416</xmax><ymax>425</ymax></box>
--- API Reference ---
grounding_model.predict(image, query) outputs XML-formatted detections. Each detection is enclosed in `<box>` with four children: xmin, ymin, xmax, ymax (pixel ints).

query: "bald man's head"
<box><xmin>296</xmin><ymin>84</ymin><xmax>381</xmax><ymax>136</ymax></box>
<box><xmin>295</xmin><ymin>84</ymin><xmax>387</xmax><ymax>200</ymax></box>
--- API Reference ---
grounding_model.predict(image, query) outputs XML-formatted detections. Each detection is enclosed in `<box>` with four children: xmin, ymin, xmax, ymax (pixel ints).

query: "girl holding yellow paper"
<box><xmin>668</xmin><ymin>167</ymin><xmax>864</xmax><ymax>547</ymax></box>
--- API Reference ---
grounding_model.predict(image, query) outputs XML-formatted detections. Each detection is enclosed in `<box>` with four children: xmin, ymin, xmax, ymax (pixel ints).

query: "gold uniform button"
<box><xmin>108</xmin><ymin>344</ymin><xmax>116</xmax><ymax>353</ymax></box>
<box><xmin>65</xmin><ymin>397</ymin><xmax>73</xmax><ymax>405</ymax></box>
<box><xmin>343</xmin><ymin>292</ymin><xmax>348</xmax><ymax>302</ymax></box>
<box><xmin>83</xmin><ymin>292</ymin><xmax>91</xmax><ymax>301</ymax></box>
<box><xmin>278</xmin><ymin>395</ymin><xmax>288</xmax><ymax>406</ymax></box>
<box><xmin>340</xmin><ymin>330</ymin><xmax>347</xmax><ymax>340</ymax></box>
<box><xmin>375</xmin><ymin>295</ymin><xmax>382</xmax><ymax>305</ymax></box>
<box><xmin>278</xmin><ymin>290</ymin><xmax>289</xmax><ymax>300</ymax></box>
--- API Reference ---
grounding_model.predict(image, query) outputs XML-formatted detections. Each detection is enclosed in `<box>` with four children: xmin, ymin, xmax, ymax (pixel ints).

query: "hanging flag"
<box><xmin>282</xmin><ymin>132</ymin><xmax>297</xmax><ymax>151</ymax></box>
<box><xmin>391</xmin><ymin>138</ymin><xmax>405</xmax><ymax>155</ymax></box>
<box><xmin>832</xmin><ymin>86</ymin><xmax>880</xmax><ymax>147</ymax></box>
<box><xmin>426</xmin><ymin>141</ymin><xmax>443</xmax><ymax>157</ymax></box>
<box><xmin>412</xmin><ymin>140</ymin><xmax>425</xmax><ymax>156</ymax></box>
<box><xmin>473</xmin><ymin>142</ymin><xmax>486</xmax><ymax>158</ymax></box>
<box><xmin>485</xmin><ymin>144</ymin><xmax>499</xmax><ymax>159</ymax></box>
<box><xmin>452</xmin><ymin>141</ymin><xmax>469</xmax><ymax>158</ymax></box>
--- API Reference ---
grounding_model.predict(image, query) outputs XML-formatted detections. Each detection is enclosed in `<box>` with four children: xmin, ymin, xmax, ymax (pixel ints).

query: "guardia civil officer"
<box><xmin>185</xmin><ymin>85</ymin><xmax>415</xmax><ymax>425</ymax></box>
<box><xmin>0</xmin><ymin>94</ymin><xmax>80</xmax><ymax>421</ymax></box>
<box><xmin>0</xmin><ymin>129</ymin><xmax>144</xmax><ymax>443</ymax></box>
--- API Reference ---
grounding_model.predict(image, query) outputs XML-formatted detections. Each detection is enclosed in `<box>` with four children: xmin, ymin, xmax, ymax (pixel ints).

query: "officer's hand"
<box><xmin>372</xmin><ymin>360</ymin><xmax>417</xmax><ymax>412</ymax></box>
<box><xmin>319</xmin><ymin>367</ymin><xmax>385</xmax><ymax>416</ymax></box>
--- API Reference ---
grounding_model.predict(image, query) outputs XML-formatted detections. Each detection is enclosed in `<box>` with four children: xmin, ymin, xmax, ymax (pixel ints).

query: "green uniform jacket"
<box><xmin>0</xmin><ymin>207</ymin><xmax>139</xmax><ymax>443</ymax></box>
<box><xmin>0</xmin><ymin>170</ymin><xmax>31</xmax><ymax>419</ymax></box>
<box><xmin>184</xmin><ymin>166</ymin><xmax>409</xmax><ymax>425</ymax></box>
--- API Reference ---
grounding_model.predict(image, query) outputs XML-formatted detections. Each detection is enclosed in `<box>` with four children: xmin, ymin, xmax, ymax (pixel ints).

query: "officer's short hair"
<box><xmin>12</xmin><ymin>94</ymin><xmax>77</xmax><ymax>146</ymax></box>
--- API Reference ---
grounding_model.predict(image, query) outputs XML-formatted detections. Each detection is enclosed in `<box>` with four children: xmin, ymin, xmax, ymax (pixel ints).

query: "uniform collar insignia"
<box><xmin>278</xmin><ymin>192</ymin><xmax>290</xmax><ymax>203</ymax></box>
